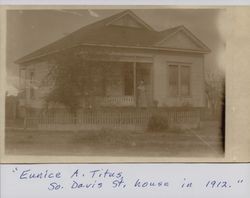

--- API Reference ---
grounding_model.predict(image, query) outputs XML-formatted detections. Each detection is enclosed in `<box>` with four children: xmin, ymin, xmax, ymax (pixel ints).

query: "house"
<box><xmin>16</xmin><ymin>10</ymin><xmax>210</xmax><ymax>129</ymax></box>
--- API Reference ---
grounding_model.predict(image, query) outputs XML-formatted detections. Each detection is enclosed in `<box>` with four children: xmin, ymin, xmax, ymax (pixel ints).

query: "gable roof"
<box><xmin>105</xmin><ymin>10</ymin><xmax>154</xmax><ymax>31</ymax></box>
<box><xmin>155</xmin><ymin>25</ymin><xmax>211</xmax><ymax>52</ymax></box>
<box><xmin>16</xmin><ymin>10</ymin><xmax>210</xmax><ymax>65</ymax></box>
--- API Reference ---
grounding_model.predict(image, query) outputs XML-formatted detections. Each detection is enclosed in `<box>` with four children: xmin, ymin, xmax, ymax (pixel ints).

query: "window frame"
<box><xmin>168</xmin><ymin>64</ymin><xmax>179</xmax><ymax>97</ymax></box>
<box><xmin>180</xmin><ymin>65</ymin><xmax>191</xmax><ymax>97</ymax></box>
<box><xmin>167</xmin><ymin>62</ymin><xmax>192</xmax><ymax>98</ymax></box>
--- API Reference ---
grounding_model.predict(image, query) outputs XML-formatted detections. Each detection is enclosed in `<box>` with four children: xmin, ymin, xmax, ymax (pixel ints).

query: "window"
<box><xmin>169</xmin><ymin>65</ymin><xmax>179</xmax><ymax>96</ymax></box>
<box><xmin>168</xmin><ymin>64</ymin><xmax>191</xmax><ymax>97</ymax></box>
<box><xmin>180</xmin><ymin>66</ymin><xmax>191</xmax><ymax>96</ymax></box>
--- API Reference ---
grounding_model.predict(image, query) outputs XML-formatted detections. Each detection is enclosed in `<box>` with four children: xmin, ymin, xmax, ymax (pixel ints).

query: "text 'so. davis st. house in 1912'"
<box><xmin>16</xmin><ymin>10</ymin><xmax>211</xmax><ymax>130</ymax></box>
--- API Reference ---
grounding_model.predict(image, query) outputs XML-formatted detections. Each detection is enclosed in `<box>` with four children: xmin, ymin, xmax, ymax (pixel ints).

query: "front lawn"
<box><xmin>5</xmin><ymin>121</ymin><xmax>224</xmax><ymax>157</ymax></box>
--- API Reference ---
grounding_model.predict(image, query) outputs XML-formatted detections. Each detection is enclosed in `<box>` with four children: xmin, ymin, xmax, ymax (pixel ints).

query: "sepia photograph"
<box><xmin>3</xmin><ymin>8</ymin><xmax>226</xmax><ymax>159</ymax></box>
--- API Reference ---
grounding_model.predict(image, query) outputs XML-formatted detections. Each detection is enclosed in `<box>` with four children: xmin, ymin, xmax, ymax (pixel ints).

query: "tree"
<box><xmin>43</xmin><ymin>47</ymin><xmax>113</xmax><ymax>113</ymax></box>
<box><xmin>205</xmin><ymin>70</ymin><xmax>225</xmax><ymax>115</ymax></box>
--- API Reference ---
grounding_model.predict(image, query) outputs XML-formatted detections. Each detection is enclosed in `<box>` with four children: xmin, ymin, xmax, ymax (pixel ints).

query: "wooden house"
<box><xmin>16</xmin><ymin>10</ymin><xmax>210</xmax><ymax>130</ymax></box>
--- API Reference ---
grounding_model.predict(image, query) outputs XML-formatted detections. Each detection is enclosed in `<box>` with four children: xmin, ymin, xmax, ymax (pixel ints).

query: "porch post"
<box><xmin>19</xmin><ymin>68</ymin><xmax>21</xmax><ymax>91</ymax></box>
<box><xmin>133</xmin><ymin>61</ymin><xmax>137</xmax><ymax>107</ymax></box>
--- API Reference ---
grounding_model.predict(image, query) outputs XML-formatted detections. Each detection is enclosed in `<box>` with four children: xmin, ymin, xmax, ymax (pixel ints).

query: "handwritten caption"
<box><xmin>11</xmin><ymin>167</ymin><xmax>245</xmax><ymax>192</ymax></box>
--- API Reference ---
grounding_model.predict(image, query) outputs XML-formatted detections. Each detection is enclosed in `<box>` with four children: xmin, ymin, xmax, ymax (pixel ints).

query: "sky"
<box><xmin>6</xmin><ymin>9</ymin><xmax>225</xmax><ymax>94</ymax></box>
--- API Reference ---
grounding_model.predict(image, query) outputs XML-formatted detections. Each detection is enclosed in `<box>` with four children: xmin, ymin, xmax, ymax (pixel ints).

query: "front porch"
<box><xmin>82</xmin><ymin>61</ymin><xmax>153</xmax><ymax>108</ymax></box>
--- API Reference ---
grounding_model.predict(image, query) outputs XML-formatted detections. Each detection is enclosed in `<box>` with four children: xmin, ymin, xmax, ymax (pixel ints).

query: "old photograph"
<box><xmin>4</xmin><ymin>8</ymin><xmax>225</xmax><ymax>159</ymax></box>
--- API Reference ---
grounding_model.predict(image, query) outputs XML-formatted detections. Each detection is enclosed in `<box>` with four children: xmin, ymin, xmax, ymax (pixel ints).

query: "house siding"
<box><xmin>153</xmin><ymin>53</ymin><xmax>205</xmax><ymax>107</ymax></box>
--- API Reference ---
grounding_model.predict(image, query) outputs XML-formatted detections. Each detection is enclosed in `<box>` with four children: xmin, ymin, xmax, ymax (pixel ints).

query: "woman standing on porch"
<box><xmin>137</xmin><ymin>80</ymin><xmax>147</xmax><ymax>107</ymax></box>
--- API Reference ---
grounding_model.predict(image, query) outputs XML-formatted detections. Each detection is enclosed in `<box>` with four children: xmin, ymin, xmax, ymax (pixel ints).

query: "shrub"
<box><xmin>147</xmin><ymin>114</ymin><xmax>169</xmax><ymax>132</ymax></box>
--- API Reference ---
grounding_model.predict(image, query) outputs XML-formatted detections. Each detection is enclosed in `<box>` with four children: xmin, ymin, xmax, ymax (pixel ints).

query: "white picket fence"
<box><xmin>25</xmin><ymin>108</ymin><xmax>201</xmax><ymax>130</ymax></box>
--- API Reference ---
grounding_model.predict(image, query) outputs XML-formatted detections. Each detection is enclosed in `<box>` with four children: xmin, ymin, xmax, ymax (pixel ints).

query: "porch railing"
<box><xmin>95</xmin><ymin>96</ymin><xmax>135</xmax><ymax>107</ymax></box>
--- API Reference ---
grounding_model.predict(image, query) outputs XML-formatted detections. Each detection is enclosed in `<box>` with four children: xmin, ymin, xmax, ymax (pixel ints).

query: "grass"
<box><xmin>5</xmin><ymin>121</ymin><xmax>224</xmax><ymax>157</ymax></box>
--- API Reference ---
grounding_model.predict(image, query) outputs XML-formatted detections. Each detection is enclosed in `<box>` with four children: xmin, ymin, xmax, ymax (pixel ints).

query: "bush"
<box><xmin>147</xmin><ymin>114</ymin><xmax>169</xmax><ymax>132</ymax></box>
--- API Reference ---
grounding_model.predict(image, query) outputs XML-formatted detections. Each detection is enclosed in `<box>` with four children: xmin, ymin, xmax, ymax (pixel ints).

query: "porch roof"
<box><xmin>16</xmin><ymin>10</ymin><xmax>210</xmax><ymax>65</ymax></box>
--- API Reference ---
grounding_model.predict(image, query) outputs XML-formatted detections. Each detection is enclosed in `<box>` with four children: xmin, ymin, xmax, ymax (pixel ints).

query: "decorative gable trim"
<box><xmin>155</xmin><ymin>26</ymin><xmax>211</xmax><ymax>53</ymax></box>
<box><xmin>105</xmin><ymin>10</ymin><xmax>154</xmax><ymax>31</ymax></box>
